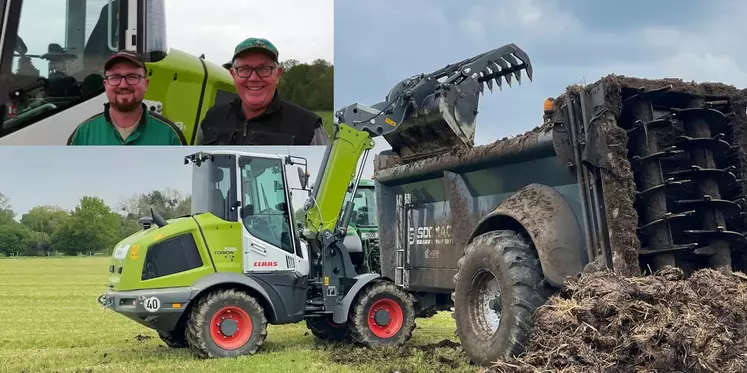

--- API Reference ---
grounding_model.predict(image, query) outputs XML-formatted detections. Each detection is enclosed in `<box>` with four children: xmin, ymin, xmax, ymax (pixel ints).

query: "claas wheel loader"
<box><xmin>97</xmin><ymin>42</ymin><xmax>533</xmax><ymax>358</ymax></box>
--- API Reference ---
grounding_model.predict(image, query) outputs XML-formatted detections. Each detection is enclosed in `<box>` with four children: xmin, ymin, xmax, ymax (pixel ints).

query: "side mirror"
<box><xmin>297</xmin><ymin>167</ymin><xmax>308</xmax><ymax>189</ymax></box>
<box><xmin>240</xmin><ymin>204</ymin><xmax>254</xmax><ymax>219</ymax></box>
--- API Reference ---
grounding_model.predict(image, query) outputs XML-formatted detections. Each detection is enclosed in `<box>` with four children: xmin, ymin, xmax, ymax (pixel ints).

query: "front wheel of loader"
<box><xmin>185</xmin><ymin>288</ymin><xmax>268</xmax><ymax>358</ymax></box>
<box><xmin>305</xmin><ymin>316</ymin><xmax>350</xmax><ymax>342</ymax></box>
<box><xmin>453</xmin><ymin>230</ymin><xmax>551</xmax><ymax>367</ymax></box>
<box><xmin>348</xmin><ymin>281</ymin><xmax>416</xmax><ymax>347</ymax></box>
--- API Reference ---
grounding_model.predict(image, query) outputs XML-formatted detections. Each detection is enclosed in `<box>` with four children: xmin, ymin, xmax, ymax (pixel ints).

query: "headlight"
<box><xmin>112</xmin><ymin>244</ymin><xmax>130</xmax><ymax>260</ymax></box>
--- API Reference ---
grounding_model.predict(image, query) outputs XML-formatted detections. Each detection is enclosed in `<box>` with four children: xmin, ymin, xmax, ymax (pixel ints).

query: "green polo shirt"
<box><xmin>67</xmin><ymin>104</ymin><xmax>186</xmax><ymax>145</ymax></box>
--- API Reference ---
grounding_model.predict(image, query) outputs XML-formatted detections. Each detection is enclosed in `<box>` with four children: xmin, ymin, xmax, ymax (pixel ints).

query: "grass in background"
<box><xmin>0</xmin><ymin>257</ymin><xmax>479</xmax><ymax>373</ymax></box>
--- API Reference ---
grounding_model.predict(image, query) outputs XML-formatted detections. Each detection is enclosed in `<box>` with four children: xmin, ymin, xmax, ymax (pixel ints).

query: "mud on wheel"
<box><xmin>453</xmin><ymin>230</ymin><xmax>551</xmax><ymax>367</ymax></box>
<box><xmin>185</xmin><ymin>288</ymin><xmax>268</xmax><ymax>358</ymax></box>
<box><xmin>305</xmin><ymin>315</ymin><xmax>350</xmax><ymax>342</ymax></box>
<box><xmin>348</xmin><ymin>280</ymin><xmax>416</xmax><ymax>347</ymax></box>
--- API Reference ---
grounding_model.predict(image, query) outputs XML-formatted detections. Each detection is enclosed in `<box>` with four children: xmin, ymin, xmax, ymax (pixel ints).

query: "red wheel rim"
<box><xmin>367</xmin><ymin>298</ymin><xmax>404</xmax><ymax>338</ymax></box>
<box><xmin>209</xmin><ymin>306</ymin><xmax>253</xmax><ymax>350</ymax></box>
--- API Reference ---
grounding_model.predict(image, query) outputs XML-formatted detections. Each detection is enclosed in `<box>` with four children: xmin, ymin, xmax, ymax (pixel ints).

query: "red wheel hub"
<box><xmin>209</xmin><ymin>306</ymin><xmax>253</xmax><ymax>350</ymax></box>
<box><xmin>367</xmin><ymin>298</ymin><xmax>404</xmax><ymax>338</ymax></box>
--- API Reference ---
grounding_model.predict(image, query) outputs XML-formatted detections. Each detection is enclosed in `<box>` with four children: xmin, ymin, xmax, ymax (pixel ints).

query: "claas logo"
<box><xmin>253</xmin><ymin>261</ymin><xmax>278</xmax><ymax>267</ymax></box>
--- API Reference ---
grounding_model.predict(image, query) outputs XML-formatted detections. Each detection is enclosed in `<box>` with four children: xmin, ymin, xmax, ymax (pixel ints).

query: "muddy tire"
<box><xmin>348</xmin><ymin>281</ymin><xmax>416</xmax><ymax>347</ymax></box>
<box><xmin>159</xmin><ymin>329</ymin><xmax>188</xmax><ymax>348</ymax></box>
<box><xmin>185</xmin><ymin>289</ymin><xmax>268</xmax><ymax>358</ymax></box>
<box><xmin>305</xmin><ymin>316</ymin><xmax>350</xmax><ymax>342</ymax></box>
<box><xmin>453</xmin><ymin>230</ymin><xmax>550</xmax><ymax>367</ymax></box>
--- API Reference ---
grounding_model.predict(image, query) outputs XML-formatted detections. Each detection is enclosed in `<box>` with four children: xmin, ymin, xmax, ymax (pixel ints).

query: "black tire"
<box><xmin>305</xmin><ymin>316</ymin><xmax>350</xmax><ymax>342</ymax></box>
<box><xmin>159</xmin><ymin>328</ymin><xmax>188</xmax><ymax>348</ymax></box>
<box><xmin>348</xmin><ymin>281</ymin><xmax>416</xmax><ymax>347</ymax></box>
<box><xmin>185</xmin><ymin>289</ymin><xmax>268</xmax><ymax>358</ymax></box>
<box><xmin>453</xmin><ymin>230</ymin><xmax>551</xmax><ymax>367</ymax></box>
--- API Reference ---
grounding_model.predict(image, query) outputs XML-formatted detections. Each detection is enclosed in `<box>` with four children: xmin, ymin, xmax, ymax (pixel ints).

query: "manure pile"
<box><xmin>490</xmin><ymin>267</ymin><xmax>747</xmax><ymax>373</ymax></box>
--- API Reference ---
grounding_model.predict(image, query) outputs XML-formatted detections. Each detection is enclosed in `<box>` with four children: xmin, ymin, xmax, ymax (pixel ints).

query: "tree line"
<box><xmin>0</xmin><ymin>190</ymin><xmax>190</xmax><ymax>257</ymax></box>
<box><xmin>276</xmin><ymin>59</ymin><xmax>333</xmax><ymax>111</ymax></box>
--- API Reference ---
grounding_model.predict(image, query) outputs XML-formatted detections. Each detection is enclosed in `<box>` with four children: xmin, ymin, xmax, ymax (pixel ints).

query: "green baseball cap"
<box><xmin>232</xmin><ymin>37</ymin><xmax>279</xmax><ymax>62</ymax></box>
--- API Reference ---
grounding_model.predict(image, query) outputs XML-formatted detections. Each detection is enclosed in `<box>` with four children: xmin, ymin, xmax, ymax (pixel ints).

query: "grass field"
<box><xmin>0</xmin><ymin>257</ymin><xmax>480</xmax><ymax>373</ymax></box>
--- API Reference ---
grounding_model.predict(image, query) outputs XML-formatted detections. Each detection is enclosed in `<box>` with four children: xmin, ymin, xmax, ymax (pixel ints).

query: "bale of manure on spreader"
<box><xmin>489</xmin><ymin>267</ymin><xmax>747</xmax><ymax>373</ymax></box>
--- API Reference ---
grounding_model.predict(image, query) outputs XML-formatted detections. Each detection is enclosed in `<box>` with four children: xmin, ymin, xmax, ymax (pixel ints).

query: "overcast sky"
<box><xmin>164</xmin><ymin>0</ymin><xmax>333</xmax><ymax>65</ymax></box>
<box><xmin>334</xmin><ymin>0</ymin><xmax>747</xmax><ymax>156</ymax></box>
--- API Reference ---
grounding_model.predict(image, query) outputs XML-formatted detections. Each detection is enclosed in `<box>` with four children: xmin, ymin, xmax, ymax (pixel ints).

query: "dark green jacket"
<box><xmin>68</xmin><ymin>103</ymin><xmax>186</xmax><ymax>145</ymax></box>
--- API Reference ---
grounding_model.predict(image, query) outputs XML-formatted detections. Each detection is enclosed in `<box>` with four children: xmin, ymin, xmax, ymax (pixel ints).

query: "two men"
<box><xmin>69</xmin><ymin>38</ymin><xmax>329</xmax><ymax>146</ymax></box>
<box><xmin>196</xmin><ymin>38</ymin><xmax>330</xmax><ymax>145</ymax></box>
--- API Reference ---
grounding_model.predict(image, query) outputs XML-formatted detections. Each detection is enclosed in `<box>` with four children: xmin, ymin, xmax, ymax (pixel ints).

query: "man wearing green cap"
<box><xmin>195</xmin><ymin>37</ymin><xmax>330</xmax><ymax>146</ymax></box>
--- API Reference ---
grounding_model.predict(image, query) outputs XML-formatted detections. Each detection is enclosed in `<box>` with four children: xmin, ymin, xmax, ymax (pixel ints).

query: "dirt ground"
<box><xmin>327</xmin><ymin>339</ymin><xmax>467</xmax><ymax>372</ymax></box>
<box><xmin>490</xmin><ymin>267</ymin><xmax>747</xmax><ymax>373</ymax></box>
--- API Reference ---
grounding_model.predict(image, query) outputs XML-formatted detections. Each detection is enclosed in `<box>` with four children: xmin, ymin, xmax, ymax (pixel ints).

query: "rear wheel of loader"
<box><xmin>348</xmin><ymin>281</ymin><xmax>416</xmax><ymax>347</ymax></box>
<box><xmin>453</xmin><ymin>230</ymin><xmax>550</xmax><ymax>367</ymax></box>
<box><xmin>185</xmin><ymin>288</ymin><xmax>268</xmax><ymax>358</ymax></box>
<box><xmin>305</xmin><ymin>316</ymin><xmax>350</xmax><ymax>342</ymax></box>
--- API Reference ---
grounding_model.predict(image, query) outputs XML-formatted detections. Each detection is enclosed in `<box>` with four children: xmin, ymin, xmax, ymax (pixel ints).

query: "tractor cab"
<box><xmin>0</xmin><ymin>0</ymin><xmax>167</xmax><ymax>140</ymax></box>
<box><xmin>344</xmin><ymin>179</ymin><xmax>379</xmax><ymax>273</ymax></box>
<box><xmin>0</xmin><ymin>0</ymin><xmax>236</xmax><ymax>145</ymax></box>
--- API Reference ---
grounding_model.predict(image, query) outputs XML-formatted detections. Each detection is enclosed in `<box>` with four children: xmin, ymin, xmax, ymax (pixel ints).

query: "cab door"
<box><xmin>238</xmin><ymin>155</ymin><xmax>308</xmax><ymax>322</ymax></box>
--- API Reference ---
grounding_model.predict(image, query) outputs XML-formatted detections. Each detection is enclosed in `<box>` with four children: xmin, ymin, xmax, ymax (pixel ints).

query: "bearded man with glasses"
<box><xmin>195</xmin><ymin>37</ymin><xmax>330</xmax><ymax>145</ymax></box>
<box><xmin>67</xmin><ymin>51</ymin><xmax>186</xmax><ymax>145</ymax></box>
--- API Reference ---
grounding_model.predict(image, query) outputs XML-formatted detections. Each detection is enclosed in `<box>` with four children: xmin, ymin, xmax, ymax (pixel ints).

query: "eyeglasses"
<box><xmin>234</xmin><ymin>65</ymin><xmax>275</xmax><ymax>78</ymax></box>
<box><xmin>104</xmin><ymin>74</ymin><xmax>145</xmax><ymax>85</ymax></box>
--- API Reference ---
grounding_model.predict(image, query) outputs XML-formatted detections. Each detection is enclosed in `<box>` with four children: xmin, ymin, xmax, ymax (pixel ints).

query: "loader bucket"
<box><xmin>383</xmin><ymin>43</ymin><xmax>533</xmax><ymax>163</ymax></box>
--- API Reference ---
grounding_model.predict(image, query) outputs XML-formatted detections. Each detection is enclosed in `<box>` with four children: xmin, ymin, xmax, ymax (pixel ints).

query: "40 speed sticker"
<box><xmin>143</xmin><ymin>296</ymin><xmax>161</xmax><ymax>312</ymax></box>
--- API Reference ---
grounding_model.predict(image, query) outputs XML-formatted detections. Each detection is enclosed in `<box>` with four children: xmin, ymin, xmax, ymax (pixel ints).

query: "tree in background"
<box><xmin>0</xmin><ymin>188</ymin><xmax>192</xmax><ymax>257</ymax></box>
<box><xmin>50</xmin><ymin>196</ymin><xmax>121</xmax><ymax>256</ymax></box>
<box><xmin>277</xmin><ymin>59</ymin><xmax>333</xmax><ymax>112</ymax></box>
<box><xmin>0</xmin><ymin>193</ymin><xmax>15</xmax><ymax>226</ymax></box>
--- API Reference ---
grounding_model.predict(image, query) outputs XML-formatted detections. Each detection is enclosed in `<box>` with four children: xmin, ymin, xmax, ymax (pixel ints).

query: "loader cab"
<box><xmin>0</xmin><ymin>0</ymin><xmax>167</xmax><ymax>142</ymax></box>
<box><xmin>187</xmin><ymin>151</ymin><xmax>309</xmax><ymax>273</ymax></box>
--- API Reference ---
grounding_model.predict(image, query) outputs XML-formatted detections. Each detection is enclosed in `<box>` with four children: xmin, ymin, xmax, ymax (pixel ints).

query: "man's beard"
<box><xmin>111</xmin><ymin>89</ymin><xmax>141</xmax><ymax>112</ymax></box>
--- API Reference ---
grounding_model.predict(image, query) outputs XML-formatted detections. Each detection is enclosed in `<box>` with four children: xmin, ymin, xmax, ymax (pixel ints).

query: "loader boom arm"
<box><xmin>302</xmin><ymin>42</ymin><xmax>533</xmax><ymax>251</ymax></box>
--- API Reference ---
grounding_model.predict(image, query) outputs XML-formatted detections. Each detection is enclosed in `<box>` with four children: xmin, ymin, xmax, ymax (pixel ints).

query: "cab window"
<box><xmin>240</xmin><ymin>157</ymin><xmax>294</xmax><ymax>254</ymax></box>
<box><xmin>0</xmin><ymin>0</ymin><xmax>126</xmax><ymax>137</ymax></box>
<box><xmin>349</xmin><ymin>186</ymin><xmax>378</xmax><ymax>226</ymax></box>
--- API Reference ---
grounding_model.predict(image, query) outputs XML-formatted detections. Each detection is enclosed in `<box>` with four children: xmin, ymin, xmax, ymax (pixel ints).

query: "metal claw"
<box><xmin>494</xmin><ymin>76</ymin><xmax>503</xmax><ymax>90</ymax></box>
<box><xmin>502</xmin><ymin>54</ymin><xmax>522</xmax><ymax>84</ymax></box>
<box><xmin>486</xmin><ymin>78</ymin><xmax>493</xmax><ymax>93</ymax></box>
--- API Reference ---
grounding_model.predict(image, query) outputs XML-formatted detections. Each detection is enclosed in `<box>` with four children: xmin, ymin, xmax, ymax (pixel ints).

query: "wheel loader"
<box><xmin>0</xmin><ymin>0</ymin><xmax>237</xmax><ymax>145</ymax></box>
<box><xmin>96</xmin><ymin>42</ymin><xmax>534</xmax><ymax>358</ymax></box>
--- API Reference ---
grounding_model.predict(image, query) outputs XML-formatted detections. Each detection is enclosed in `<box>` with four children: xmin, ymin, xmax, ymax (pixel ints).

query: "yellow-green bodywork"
<box><xmin>108</xmin><ymin>212</ymin><xmax>242</xmax><ymax>291</ymax></box>
<box><xmin>303</xmin><ymin>123</ymin><xmax>375</xmax><ymax>237</ymax></box>
<box><xmin>142</xmin><ymin>48</ymin><xmax>237</xmax><ymax>145</ymax></box>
